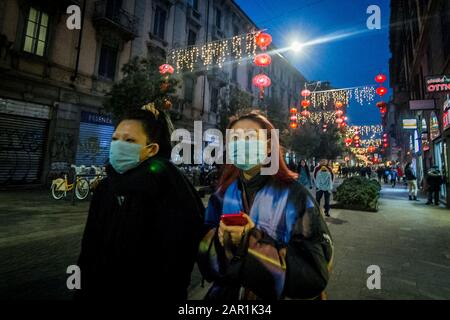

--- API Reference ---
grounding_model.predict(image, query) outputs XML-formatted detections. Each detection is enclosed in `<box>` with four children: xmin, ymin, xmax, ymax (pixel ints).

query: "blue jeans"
<box><xmin>316</xmin><ymin>190</ymin><xmax>331</xmax><ymax>214</ymax></box>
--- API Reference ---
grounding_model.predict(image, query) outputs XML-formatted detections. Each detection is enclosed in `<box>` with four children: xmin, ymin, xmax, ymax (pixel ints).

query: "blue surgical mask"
<box><xmin>228</xmin><ymin>140</ymin><xmax>267</xmax><ymax>171</ymax></box>
<box><xmin>109</xmin><ymin>140</ymin><xmax>144</xmax><ymax>174</ymax></box>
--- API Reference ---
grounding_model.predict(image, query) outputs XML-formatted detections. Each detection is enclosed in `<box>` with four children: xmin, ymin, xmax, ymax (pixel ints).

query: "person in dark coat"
<box><xmin>426</xmin><ymin>166</ymin><xmax>444</xmax><ymax>205</ymax></box>
<box><xmin>76</xmin><ymin>105</ymin><xmax>205</xmax><ymax>301</ymax></box>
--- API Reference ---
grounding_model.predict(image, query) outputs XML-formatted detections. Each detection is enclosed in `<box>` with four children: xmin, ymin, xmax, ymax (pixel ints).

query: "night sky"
<box><xmin>235</xmin><ymin>0</ymin><xmax>392</xmax><ymax>126</ymax></box>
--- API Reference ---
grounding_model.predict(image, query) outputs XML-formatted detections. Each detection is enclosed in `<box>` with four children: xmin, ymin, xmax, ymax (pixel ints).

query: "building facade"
<box><xmin>0</xmin><ymin>0</ymin><xmax>307</xmax><ymax>187</ymax></box>
<box><xmin>388</xmin><ymin>0</ymin><xmax>450</xmax><ymax>205</ymax></box>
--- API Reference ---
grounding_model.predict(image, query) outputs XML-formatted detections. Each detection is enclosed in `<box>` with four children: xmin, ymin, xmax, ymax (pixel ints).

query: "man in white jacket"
<box><xmin>314</xmin><ymin>159</ymin><xmax>334</xmax><ymax>217</ymax></box>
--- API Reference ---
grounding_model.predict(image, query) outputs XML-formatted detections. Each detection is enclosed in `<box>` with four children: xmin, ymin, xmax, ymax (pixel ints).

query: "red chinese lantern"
<box><xmin>375</xmin><ymin>74</ymin><xmax>387</xmax><ymax>83</ymax></box>
<box><xmin>255</xmin><ymin>32</ymin><xmax>272</xmax><ymax>50</ymax></box>
<box><xmin>301</xmin><ymin>100</ymin><xmax>310</xmax><ymax>108</ymax></box>
<box><xmin>376</xmin><ymin>101</ymin><xmax>387</xmax><ymax>109</ymax></box>
<box><xmin>290</xmin><ymin>107</ymin><xmax>298</xmax><ymax>114</ymax></box>
<box><xmin>335</xmin><ymin>101</ymin><xmax>343</xmax><ymax>108</ymax></box>
<box><xmin>336</xmin><ymin>117</ymin><xmax>344</xmax><ymax>124</ymax></box>
<box><xmin>345</xmin><ymin>138</ymin><xmax>353</xmax><ymax>144</ymax></box>
<box><xmin>254</xmin><ymin>53</ymin><xmax>272</xmax><ymax>67</ymax></box>
<box><xmin>159</xmin><ymin>64</ymin><xmax>174</xmax><ymax>75</ymax></box>
<box><xmin>368</xmin><ymin>146</ymin><xmax>376</xmax><ymax>153</ymax></box>
<box><xmin>341</xmin><ymin>122</ymin><xmax>347</xmax><ymax>127</ymax></box>
<box><xmin>380</xmin><ymin>107</ymin><xmax>387</xmax><ymax>114</ymax></box>
<box><xmin>383</xmin><ymin>143</ymin><xmax>389</xmax><ymax>148</ymax></box>
<box><xmin>300</xmin><ymin>110</ymin><xmax>310</xmax><ymax>117</ymax></box>
<box><xmin>290</xmin><ymin>115</ymin><xmax>297</xmax><ymax>121</ymax></box>
<box><xmin>301</xmin><ymin>89</ymin><xmax>311</xmax><ymax>97</ymax></box>
<box><xmin>343</xmin><ymin>116</ymin><xmax>348</xmax><ymax>121</ymax></box>
<box><xmin>336</xmin><ymin>110</ymin><xmax>344</xmax><ymax>116</ymax></box>
<box><xmin>290</xmin><ymin>122</ymin><xmax>298</xmax><ymax>129</ymax></box>
<box><xmin>354</xmin><ymin>135</ymin><xmax>360</xmax><ymax>141</ymax></box>
<box><xmin>376</xmin><ymin>87</ymin><xmax>388</xmax><ymax>96</ymax></box>
<box><xmin>253</xmin><ymin>74</ymin><xmax>271</xmax><ymax>98</ymax></box>
<box><xmin>383</xmin><ymin>133</ymin><xmax>388</xmax><ymax>137</ymax></box>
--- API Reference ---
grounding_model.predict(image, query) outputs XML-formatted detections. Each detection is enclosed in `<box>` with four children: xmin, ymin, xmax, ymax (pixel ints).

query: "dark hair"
<box><xmin>218</xmin><ymin>110</ymin><xmax>297</xmax><ymax>193</ymax></box>
<box><xmin>118</xmin><ymin>109</ymin><xmax>172</xmax><ymax>159</ymax></box>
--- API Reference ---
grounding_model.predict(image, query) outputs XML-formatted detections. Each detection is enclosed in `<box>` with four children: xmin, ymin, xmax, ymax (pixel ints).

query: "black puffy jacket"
<box><xmin>76</xmin><ymin>157</ymin><xmax>205</xmax><ymax>301</ymax></box>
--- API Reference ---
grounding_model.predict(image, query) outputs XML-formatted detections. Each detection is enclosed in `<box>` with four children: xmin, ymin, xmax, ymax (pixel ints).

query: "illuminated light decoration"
<box><xmin>290</xmin><ymin>115</ymin><xmax>297</xmax><ymax>121</ymax></box>
<box><xmin>340</xmin><ymin>122</ymin><xmax>347</xmax><ymax>127</ymax></box>
<box><xmin>290</xmin><ymin>122</ymin><xmax>298</xmax><ymax>129</ymax></box>
<box><xmin>290</xmin><ymin>107</ymin><xmax>298</xmax><ymax>114</ymax></box>
<box><xmin>307</xmin><ymin>111</ymin><xmax>337</xmax><ymax>125</ymax></box>
<box><xmin>376</xmin><ymin>101</ymin><xmax>387</xmax><ymax>109</ymax></box>
<box><xmin>343</xmin><ymin>116</ymin><xmax>348</xmax><ymax>121</ymax></box>
<box><xmin>375</xmin><ymin>74</ymin><xmax>387</xmax><ymax>83</ymax></box>
<box><xmin>376</xmin><ymin>87</ymin><xmax>388</xmax><ymax>96</ymax></box>
<box><xmin>301</xmin><ymin>89</ymin><xmax>311</xmax><ymax>97</ymax></box>
<box><xmin>159</xmin><ymin>64</ymin><xmax>174</xmax><ymax>75</ymax></box>
<box><xmin>380</xmin><ymin>106</ymin><xmax>387</xmax><ymax>114</ymax></box>
<box><xmin>301</xmin><ymin>100</ymin><xmax>311</xmax><ymax>108</ymax></box>
<box><xmin>383</xmin><ymin>133</ymin><xmax>388</xmax><ymax>137</ymax></box>
<box><xmin>253</xmin><ymin>74</ymin><xmax>271</xmax><ymax>98</ymax></box>
<box><xmin>335</xmin><ymin>110</ymin><xmax>344</xmax><ymax>116</ymax></box>
<box><xmin>300</xmin><ymin>110</ymin><xmax>311</xmax><ymax>117</ymax></box>
<box><xmin>311</xmin><ymin>86</ymin><xmax>376</xmax><ymax>108</ymax></box>
<box><xmin>350</xmin><ymin>125</ymin><xmax>383</xmax><ymax>135</ymax></box>
<box><xmin>354</xmin><ymin>135</ymin><xmax>361</xmax><ymax>141</ymax></box>
<box><xmin>367</xmin><ymin>146</ymin><xmax>376</xmax><ymax>153</ymax></box>
<box><xmin>336</xmin><ymin>117</ymin><xmax>344</xmax><ymax>124</ymax></box>
<box><xmin>345</xmin><ymin>138</ymin><xmax>353</xmax><ymax>144</ymax></box>
<box><xmin>254</xmin><ymin>53</ymin><xmax>272</xmax><ymax>67</ymax></box>
<box><xmin>383</xmin><ymin>143</ymin><xmax>389</xmax><ymax>148</ymax></box>
<box><xmin>335</xmin><ymin>101</ymin><xmax>343</xmax><ymax>108</ymax></box>
<box><xmin>168</xmin><ymin>31</ymin><xmax>258</xmax><ymax>72</ymax></box>
<box><xmin>255</xmin><ymin>32</ymin><xmax>272</xmax><ymax>50</ymax></box>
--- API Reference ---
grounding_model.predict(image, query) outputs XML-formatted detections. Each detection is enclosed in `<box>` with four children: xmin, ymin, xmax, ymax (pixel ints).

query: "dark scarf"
<box><xmin>239</xmin><ymin>171</ymin><xmax>270</xmax><ymax>211</ymax></box>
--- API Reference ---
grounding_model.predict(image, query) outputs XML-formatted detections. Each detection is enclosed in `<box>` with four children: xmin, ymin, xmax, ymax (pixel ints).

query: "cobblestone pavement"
<box><xmin>1</xmin><ymin>185</ymin><xmax>450</xmax><ymax>300</ymax></box>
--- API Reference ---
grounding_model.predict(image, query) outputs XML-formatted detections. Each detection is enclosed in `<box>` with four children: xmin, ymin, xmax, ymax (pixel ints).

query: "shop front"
<box><xmin>0</xmin><ymin>98</ymin><xmax>50</xmax><ymax>186</ymax></box>
<box><xmin>441</xmin><ymin>98</ymin><xmax>450</xmax><ymax>206</ymax></box>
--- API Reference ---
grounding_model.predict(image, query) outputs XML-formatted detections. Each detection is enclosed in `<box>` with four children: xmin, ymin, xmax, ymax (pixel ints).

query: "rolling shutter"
<box><xmin>76</xmin><ymin>122</ymin><xmax>114</xmax><ymax>166</ymax></box>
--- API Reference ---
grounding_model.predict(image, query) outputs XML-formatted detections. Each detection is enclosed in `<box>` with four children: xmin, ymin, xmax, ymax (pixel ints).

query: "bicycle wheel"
<box><xmin>75</xmin><ymin>178</ymin><xmax>90</xmax><ymax>200</ymax></box>
<box><xmin>51</xmin><ymin>183</ymin><xmax>65</xmax><ymax>200</ymax></box>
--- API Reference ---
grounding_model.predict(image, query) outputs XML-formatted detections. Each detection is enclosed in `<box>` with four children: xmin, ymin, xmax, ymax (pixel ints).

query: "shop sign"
<box><xmin>425</xmin><ymin>75</ymin><xmax>450</xmax><ymax>93</ymax></box>
<box><xmin>402</xmin><ymin>119</ymin><xmax>417</xmax><ymax>129</ymax></box>
<box><xmin>430</xmin><ymin>112</ymin><xmax>440</xmax><ymax>140</ymax></box>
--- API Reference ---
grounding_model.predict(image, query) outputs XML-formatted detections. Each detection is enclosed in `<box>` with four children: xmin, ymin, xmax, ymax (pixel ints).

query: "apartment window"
<box><xmin>23</xmin><ymin>7</ymin><xmax>49</xmax><ymax>57</ymax></box>
<box><xmin>215</xmin><ymin>8</ymin><xmax>222</xmax><ymax>29</ymax></box>
<box><xmin>98</xmin><ymin>45</ymin><xmax>118</xmax><ymax>79</ymax></box>
<box><xmin>188</xmin><ymin>30</ymin><xmax>197</xmax><ymax>46</ymax></box>
<box><xmin>210</xmin><ymin>88</ymin><xmax>219</xmax><ymax>113</ymax></box>
<box><xmin>184</xmin><ymin>77</ymin><xmax>194</xmax><ymax>102</ymax></box>
<box><xmin>153</xmin><ymin>7</ymin><xmax>167</xmax><ymax>39</ymax></box>
<box><xmin>187</xmin><ymin>0</ymin><xmax>198</xmax><ymax>11</ymax></box>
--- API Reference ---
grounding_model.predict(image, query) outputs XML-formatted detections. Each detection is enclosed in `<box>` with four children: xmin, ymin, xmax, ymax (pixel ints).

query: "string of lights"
<box><xmin>168</xmin><ymin>31</ymin><xmax>259</xmax><ymax>72</ymax></box>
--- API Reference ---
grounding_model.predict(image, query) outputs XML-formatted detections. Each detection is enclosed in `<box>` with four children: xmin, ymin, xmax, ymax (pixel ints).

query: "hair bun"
<box><xmin>141</xmin><ymin>103</ymin><xmax>160</xmax><ymax>119</ymax></box>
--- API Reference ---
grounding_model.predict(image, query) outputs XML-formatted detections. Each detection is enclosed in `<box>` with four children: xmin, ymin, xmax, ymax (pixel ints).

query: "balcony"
<box><xmin>93</xmin><ymin>0</ymin><xmax>138</xmax><ymax>41</ymax></box>
<box><xmin>207</xmin><ymin>68</ymin><xmax>228</xmax><ymax>87</ymax></box>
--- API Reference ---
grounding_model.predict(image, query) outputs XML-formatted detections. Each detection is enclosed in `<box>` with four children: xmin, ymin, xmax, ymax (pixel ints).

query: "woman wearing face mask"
<box><xmin>76</xmin><ymin>103</ymin><xmax>205</xmax><ymax>301</ymax></box>
<box><xmin>198</xmin><ymin>111</ymin><xmax>333</xmax><ymax>300</ymax></box>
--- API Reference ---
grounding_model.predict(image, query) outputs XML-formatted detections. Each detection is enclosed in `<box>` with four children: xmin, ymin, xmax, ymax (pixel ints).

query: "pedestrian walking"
<box><xmin>198</xmin><ymin>111</ymin><xmax>333</xmax><ymax>300</ymax></box>
<box><xmin>297</xmin><ymin>159</ymin><xmax>312</xmax><ymax>188</ymax></box>
<box><xmin>377</xmin><ymin>167</ymin><xmax>384</xmax><ymax>184</ymax></box>
<box><xmin>405</xmin><ymin>162</ymin><xmax>418</xmax><ymax>201</ymax></box>
<box><xmin>76</xmin><ymin>104</ymin><xmax>205</xmax><ymax>301</ymax></box>
<box><xmin>390</xmin><ymin>167</ymin><xmax>398</xmax><ymax>187</ymax></box>
<box><xmin>426</xmin><ymin>166</ymin><xmax>444</xmax><ymax>205</ymax></box>
<box><xmin>314</xmin><ymin>159</ymin><xmax>334</xmax><ymax>217</ymax></box>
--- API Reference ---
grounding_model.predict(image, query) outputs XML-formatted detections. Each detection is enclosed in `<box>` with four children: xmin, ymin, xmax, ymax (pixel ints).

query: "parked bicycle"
<box><xmin>51</xmin><ymin>165</ymin><xmax>90</xmax><ymax>200</ymax></box>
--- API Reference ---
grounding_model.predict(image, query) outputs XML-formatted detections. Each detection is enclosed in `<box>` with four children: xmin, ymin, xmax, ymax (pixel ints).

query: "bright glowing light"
<box><xmin>291</xmin><ymin>41</ymin><xmax>303</xmax><ymax>52</ymax></box>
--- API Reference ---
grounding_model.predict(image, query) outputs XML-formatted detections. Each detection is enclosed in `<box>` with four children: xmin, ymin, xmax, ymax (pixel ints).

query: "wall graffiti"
<box><xmin>51</xmin><ymin>131</ymin><xmax>76</xmax><ymax>163</ymax></box>
<box><xmin>0</xmin><ymin>127</ymin><xmax>46</xmax><ymax>184</ymax></box>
